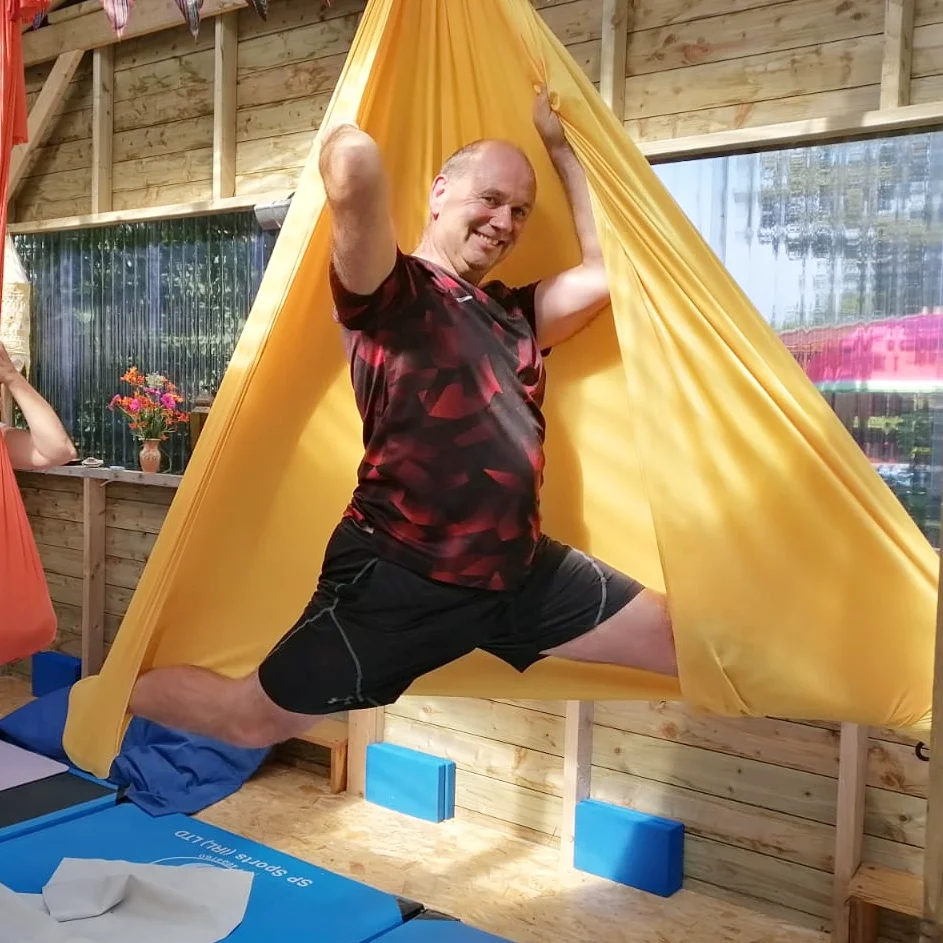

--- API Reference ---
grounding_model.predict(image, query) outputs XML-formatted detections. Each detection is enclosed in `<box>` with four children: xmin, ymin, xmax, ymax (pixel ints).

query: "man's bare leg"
<box><xmin>541</xmin><ymin>587</ymin><xmax>678</xmax><ymax>676</ymax></box>
<box><xmin>129</xmin><ymin>666</ymin><xmax>320</xmax><ymax>749</ymax></box>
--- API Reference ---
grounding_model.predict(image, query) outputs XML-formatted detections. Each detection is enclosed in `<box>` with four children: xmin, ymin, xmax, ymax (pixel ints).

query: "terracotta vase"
<box><xmin>139</xmin><ymin>438</ymin><xmax>161</xmax><ymax>474</ymax></box>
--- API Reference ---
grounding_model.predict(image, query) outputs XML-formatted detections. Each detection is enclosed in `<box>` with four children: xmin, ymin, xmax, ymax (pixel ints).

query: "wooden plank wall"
<box><xmin>622</xmin><ymin>0</ymin><xmax>943</xmax><ymax>144</ymax></box>
<box><xmin>15</xmin><ymin>0</ymin><xmax>353</xmax><ymax>220</ymax></box>
<box><xmin>13</xmin><ymin>0</ymin><xmax>943</xmax><ymax>222</ymax></box>
<box><xmin>5</xmin><ymin>472</ymin><xmax>169</xmax><ymax>678</ymax></box>
<box><xmin>385</xmin><ymin>703</ymin><xmax>928</xmax><ymax>940</ymax></box>
<box><xmin>12</xmin><ymin>0</ymin><xmax>600</xmax><ymax>223</ymax></box>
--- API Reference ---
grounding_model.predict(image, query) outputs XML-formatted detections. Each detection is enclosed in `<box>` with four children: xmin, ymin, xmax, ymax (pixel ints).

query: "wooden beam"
<box><xmin>22</xmin><ymin>0</ymin><xmax>250</xmax><ymax>67</ymax></box>
<box><xmin>7</xmin><ymin>191</ymin><xmax>289</xmax><ymax>234</ymax></box>
<box><xmin>7</xmin><ymin>49</ymin><xmax>84</xmax><ymax>200</ymax></box>
<box><xmin>560</xmin><ymin>700</ymin><xmax>593</xmax><ymax>867</ymax></box>
<box><xmin>213</xmin><ymin>12</ymin><xmax>238</xmax><ymax>201</ymax></box>
<box><xmin>47</xmin><ymin>0</ymin><xmax>99</xmax><ymax>24</ymax></box>
<box><xmin>347</xmin><ymin>707</ymin><xmax>384</xmax><ymax>798</ymax></box>
<box><xmin>81</xmin><ymin>478</ymin><xmax>106</xmax><ymax>677</ymax></box>
<box><xmin>599</xmin><ymin>0</ymin><xmax>629</xmax><ymax>119</ymax></box>
<box><xmin>638</xmin><ymin>99</ymin><xmax>943</xmax><ymax>163</ymax></box>
<box><xmin>880</xmin><ymin>0</ymin><xmax>915</xmax><ymax>109</ymax></box>
<box><xmin>919</xmin><ymin>497</ymin><xmax>943</xmax><ymax>942</ymax></box>
<box><xmin>91</xmin><ymin>46</ymin><xmax>114</xmax><ymax>214</ymax></box>
<box><xmin>295</xmin><ymin>718</ymin><xmax>349</xmax><ymax>794</ymax></box>
<box><xmin>832</xmin><ymin>723</ymin><xmax>871</xmax><ymax>943</ymax></box>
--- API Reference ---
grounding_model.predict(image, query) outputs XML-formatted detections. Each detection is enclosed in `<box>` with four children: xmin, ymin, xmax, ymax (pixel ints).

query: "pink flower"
<box><xmin>160</xmin><ymin>393</ymin><xmax>176</xmax><ymax>409</ymax></box>
<box><xmin>128</xmin><ymin>398</ymin><xmax>142</xmax><ymax>413</ymax></box>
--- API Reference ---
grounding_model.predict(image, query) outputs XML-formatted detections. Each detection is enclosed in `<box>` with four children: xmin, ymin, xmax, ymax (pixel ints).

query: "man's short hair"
<box><xmin>438</xmin><ymin>139</ymin><xmax>533</xmax><ymax>180</ymax></box>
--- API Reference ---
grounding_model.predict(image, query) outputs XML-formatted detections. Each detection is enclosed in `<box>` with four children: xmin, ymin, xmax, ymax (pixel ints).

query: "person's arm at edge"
<box><xmin>530</xmin><ymin>88</ymin><xmax>610</xmax><ymax>350</ymax></box>
<box><xmin>318</xmin><ymin>122</ymin><xmax>398</xmax><ymax>298</ymax></box>
<box><xmin>0</xmin><ymin>350</ymin><xmax>77</xmax><ymax>471</ymax></box>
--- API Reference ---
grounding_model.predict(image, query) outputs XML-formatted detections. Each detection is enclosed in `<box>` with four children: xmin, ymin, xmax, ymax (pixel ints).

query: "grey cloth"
<box><xmin>0</xmin><ymin>857</ymin><xmax>253</xmax><ymax>943</ymax></box>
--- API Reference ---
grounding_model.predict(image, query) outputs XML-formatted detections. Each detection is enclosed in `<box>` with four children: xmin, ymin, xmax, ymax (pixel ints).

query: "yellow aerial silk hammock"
<box><xmin>63</xmin><ymin>0</ymin><xmax>939</xmax><ymax>778</ymax></box>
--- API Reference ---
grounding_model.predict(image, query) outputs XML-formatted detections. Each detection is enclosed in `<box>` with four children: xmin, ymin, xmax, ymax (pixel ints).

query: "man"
<box><xmin>128</xmin><ymin>88</ymin><xmax>677</xmax><ymax>749</ymax></box>
<box><xmin>0</xmin><ymin>341</ymin><xmax>77</xmax><ymax>470</ymax></box>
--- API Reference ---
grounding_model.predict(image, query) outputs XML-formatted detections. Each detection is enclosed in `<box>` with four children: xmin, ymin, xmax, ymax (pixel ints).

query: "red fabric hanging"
<box><xmin>2</xmin><ymin>0</ymin><xmax>47</xmax><ymax>284</ymax></box>
<box><xmin>0</xmin><ymin>431</ymin><xmax>56</xmax><ymax>665</ymax></box>
<box><xmin>1</xmin><ymin>0</ymin><xmax>57</xmax><ymax>665</ymax></box>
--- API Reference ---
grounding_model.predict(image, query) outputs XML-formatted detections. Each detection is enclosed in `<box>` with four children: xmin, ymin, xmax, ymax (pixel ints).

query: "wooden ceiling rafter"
<box><xmin>7</xmin><ymin>48</ymin><xmax>85</xmax><ymax>201</ymax></box>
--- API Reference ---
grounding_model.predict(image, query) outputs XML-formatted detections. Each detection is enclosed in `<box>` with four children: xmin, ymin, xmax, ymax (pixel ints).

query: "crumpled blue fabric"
<box><xmin>0</xmin><ymin>685</ymin><xmax>269</xmax><ymax>815</ymax></box>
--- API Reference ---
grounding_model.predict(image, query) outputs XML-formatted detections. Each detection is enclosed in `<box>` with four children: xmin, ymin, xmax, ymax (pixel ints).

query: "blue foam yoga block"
<box><xmin>30</xmin><ymin>650</ymin><xmax>81</xmax><ymax>697</ymax></box>
<box><xmin>0</xmin><ymin>801</ymin><xmax>417</xmax><ymax>943</ymax></box>
<box><xmin>365</xmin><ymin>742</ymin><xmax>455</xmax><ymax>822</ymax></box>
<box><xmin>573</xmin><ymin>798</ymin><xmax>684</xmax><ymax>897</ymax></box>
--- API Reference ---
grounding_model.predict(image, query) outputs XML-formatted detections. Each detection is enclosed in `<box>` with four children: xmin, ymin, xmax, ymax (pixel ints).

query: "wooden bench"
<box><xmin>845</xmin><ymin>863</ymin><xmax>923</xmax><ymax>942</ymax></box>
<box><xmin>295</xmin><ymin>718</ymin><xmax>349</xmax><ymax>794</ymax></box>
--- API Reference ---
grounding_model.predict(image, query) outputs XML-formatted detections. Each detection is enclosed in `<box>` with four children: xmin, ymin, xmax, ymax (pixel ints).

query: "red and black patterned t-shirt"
<box><xmin>330</xmin><ymin>250</ymin><xmax>547</xmax><ymax>591</ymax></box>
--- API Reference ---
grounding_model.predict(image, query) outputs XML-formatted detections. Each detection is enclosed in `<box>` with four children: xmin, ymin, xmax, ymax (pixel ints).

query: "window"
<box><xmin>655</xmin><ymin>131</ymin><xmax>943</xmax><ymax>546</ymax></box>
<box><xmin>14</xmin><ymin>212</ymin><xmax>277</xmax><ymax>474</ymax></box>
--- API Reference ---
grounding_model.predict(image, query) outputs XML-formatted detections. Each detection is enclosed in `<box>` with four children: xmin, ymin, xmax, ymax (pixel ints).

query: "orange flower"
<box><xmin>108</xmin><ymin>366</ymin><xmax>190</xmax><ymax>442</ymax></box>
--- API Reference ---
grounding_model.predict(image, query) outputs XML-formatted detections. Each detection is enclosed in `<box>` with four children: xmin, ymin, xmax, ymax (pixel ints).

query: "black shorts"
<box><xmin>257</xmin><ymin>518</ymin><xmax>644</xmax><ymax>715</ymax></box>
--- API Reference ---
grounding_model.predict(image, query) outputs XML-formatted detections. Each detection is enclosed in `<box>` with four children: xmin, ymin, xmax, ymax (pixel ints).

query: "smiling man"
<box><xmin>128</xmin><ymin>87</ymin><xmax>678</xmax><ymax>749</ymax></box>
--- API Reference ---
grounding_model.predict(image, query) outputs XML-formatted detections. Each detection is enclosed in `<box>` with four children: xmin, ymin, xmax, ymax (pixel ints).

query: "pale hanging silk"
<box><xmin>1</xmin><ymin>235</ymin><xmax>30</xmax><ymax>373</ymax></box>
<box><xmin>63</xmin><ymin>0</ymin><xmax>938</xmax><ymax>778</ymax></box>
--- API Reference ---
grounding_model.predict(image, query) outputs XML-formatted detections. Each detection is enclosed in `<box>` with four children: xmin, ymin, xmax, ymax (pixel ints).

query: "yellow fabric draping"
<box><xmin>63</xmin><ymin>0</ymin><xmax>938</xmax><ymax>779</ymax></box>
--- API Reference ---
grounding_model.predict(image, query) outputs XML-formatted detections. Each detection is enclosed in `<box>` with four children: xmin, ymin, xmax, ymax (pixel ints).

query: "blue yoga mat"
<box><xmin>0</xmin><ymin>801</ymin><xmax>419</xmax><ymax>942</ymax></box>
<box><xmin>0</xmin><ymin>768</ymin><xmax>117</xmax><ymax>843</ymax></box>
<box><xmin>379</xmin><ymin>915</ymin><xmax>513</xmax><ymax>941</ymax></box>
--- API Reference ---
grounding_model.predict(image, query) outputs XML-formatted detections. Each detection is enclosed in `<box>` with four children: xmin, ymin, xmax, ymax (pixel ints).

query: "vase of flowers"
<box><xmin>109</xmin><ymin>367</ymin><xmax>189</xmax><ymax>474</ymax></box>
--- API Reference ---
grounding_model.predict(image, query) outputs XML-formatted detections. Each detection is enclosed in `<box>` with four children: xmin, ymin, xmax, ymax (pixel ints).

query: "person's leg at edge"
<box><xmin>489</xmin><ymin>537</ymin><xmax>678</xmax><ymax>679</ymax></box>
<box><xmin>128</xmin><ymin>666</ymin><xmax>318</xmax><ymax>750</ymax></box>
<box><xmin>129</xmin><ymin>520</ymin><xmax>385</xmax><ymax>750</ymax></box>
<box><xmin>128</xmin><ymin>518</ymin><xmax>501</xmax><ymax>750</ymax></box>
<box><xmin>543</xmin><ymin>587</ymin><xmax>677</xmax><ymax>676</ymax></box>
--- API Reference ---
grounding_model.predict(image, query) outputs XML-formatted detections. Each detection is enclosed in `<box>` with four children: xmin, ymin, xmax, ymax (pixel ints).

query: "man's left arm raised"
<box><xmin>530</xmin><ymin>86</ymin><xmax>610</xmax><ymax>350</ymax></box>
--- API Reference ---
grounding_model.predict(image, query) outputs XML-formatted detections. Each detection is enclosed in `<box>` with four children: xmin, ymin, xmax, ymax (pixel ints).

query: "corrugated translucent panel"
<box><xmin>655</xmin><ymin>131</ymin><xmax>943</xmax><ymax>545</ymax></box>
<box><xmin>14</xmin><ymin>212</ymin><xmax>276</xmax><ymax>474</ymax></box>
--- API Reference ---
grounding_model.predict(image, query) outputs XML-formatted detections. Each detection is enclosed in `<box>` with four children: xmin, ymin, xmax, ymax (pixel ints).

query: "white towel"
<box><xmin>0</xmin><ymin>857</ymin><xmax>253</xmax><ymax>943</ymax></box>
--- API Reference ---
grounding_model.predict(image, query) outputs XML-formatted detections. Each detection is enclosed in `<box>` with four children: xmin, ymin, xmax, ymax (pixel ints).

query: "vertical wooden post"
<box><xmin>7</xmin><ymin>49</ymin><xmax>85</xmax><ymax>199</ymax></box>
<box><xmin>81</xmin><ymin>478</ymin><xmax>107</xmax><ymax>676</ymax></box>
<box><xmin>880</xmin><ymin>0</ymin><xmax>915</xmax><ymax>109</ymax></box>
<box><xmin>832</xmin><ymin>723</ymin><xmax>872</xmax><ymax>943</ymax></box>
<box><xmin>560</xmin><ymin>700</ymin><xmax>593</xmax><ymax>867</ymax></box>
<box><xmin>91</xmin><ymin>45</ymin><xmax>114</xmax><ymax>214</ymax></box>
<box><xmin>599</xmin><ymin>0</ymin><xmax>629</xmax><ymax>121</ymax></box>
<box><xmin>347</xmin><ymin>707</ymin><xmax>384</xmax><ymax>797</ymax></box>
<box><xmin>213</xmin><ymin>12</ymin><xmax>237</xmax><ymax>200</ymax></box>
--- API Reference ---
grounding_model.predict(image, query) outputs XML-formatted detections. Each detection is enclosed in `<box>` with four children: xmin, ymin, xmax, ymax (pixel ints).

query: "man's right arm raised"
<box><xmin>318</xmin><ymin>124</ymin><xmax>397</xmax><ymax>297</ymax></box>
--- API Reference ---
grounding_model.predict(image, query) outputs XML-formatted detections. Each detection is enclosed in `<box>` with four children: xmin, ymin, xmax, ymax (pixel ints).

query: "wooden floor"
<box><xmin>0</xmin><ymin>675</ymin><xmax>826</xmax><ymax>943</ymax></box>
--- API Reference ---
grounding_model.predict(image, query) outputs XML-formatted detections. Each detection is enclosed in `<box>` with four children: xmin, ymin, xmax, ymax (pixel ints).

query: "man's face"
<box><xmin>428</xmin><ymin>143</ymin><xmax>536</xmax><ymax>282</ymax></box>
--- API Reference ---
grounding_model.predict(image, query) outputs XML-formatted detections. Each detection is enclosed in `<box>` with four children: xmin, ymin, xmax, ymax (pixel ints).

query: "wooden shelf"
<box><xmin>848</xmin><ymin>863</ymin><xmax>923</xmax><ymax>919</ymax></box>
<box><xmin>27</xmin><ymin>464</ymin><xmax>183</xmax><ymax>488</ymax></box>
<box><xmin>8</xmin><ymin>191</ymin><xmax>288</xmax><ymax>235</ymax></box>
<box><xmin>295</xmin><ymin>718</ymin><xmax>349</xmax><ymax>795</ymax></box>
